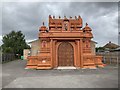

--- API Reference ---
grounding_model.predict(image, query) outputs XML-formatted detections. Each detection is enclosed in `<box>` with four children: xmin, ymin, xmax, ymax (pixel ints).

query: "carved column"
<box><xmin>50</xmin><ymin>39</ymin><xmax>53</xmax><ymax>68</ymax></box>
<box><xmin>53</xmin><ymin>40</ymin><xmax>57</xmax><ymax>68</ymax></box>
<box><xmin>76</xmin><ymin>40</ymin><xmax>80</xmax><ymax>67</ymax></box>
<box><xmin>80</xmin><ymin>39</ymin><xmax>83</xmax><ymax>68</ymax></box>
<box><xmin>74</xmin><ymin>40</ymin><xmax>77</xmax><ymax>67</ymax></box>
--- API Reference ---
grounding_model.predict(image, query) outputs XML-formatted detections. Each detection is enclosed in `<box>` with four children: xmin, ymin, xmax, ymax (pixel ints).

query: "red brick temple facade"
<box><xmin>26</xmin><ymin>15</ymin><xmax>104</xmax><ymax>69</ymax></box>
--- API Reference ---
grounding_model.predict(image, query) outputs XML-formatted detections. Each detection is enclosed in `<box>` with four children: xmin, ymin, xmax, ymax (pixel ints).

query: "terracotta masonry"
<box><xmin>26</xmin><ymin>15</ymin><xmax>104</xmax><ymax>69</ymax></box>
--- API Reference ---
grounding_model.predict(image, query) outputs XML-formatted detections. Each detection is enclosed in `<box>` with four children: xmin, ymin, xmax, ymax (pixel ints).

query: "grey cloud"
<box><xmin>2</xmin><ymin>2</ymin><xmax>118</xmax><ymax>46</ymax></box>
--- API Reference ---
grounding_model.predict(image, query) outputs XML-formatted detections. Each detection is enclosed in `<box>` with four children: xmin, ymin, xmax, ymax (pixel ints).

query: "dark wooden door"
<box><xmin>58</xmin><ymin>42</ymin><xmax>74</xmax><ymax>66</ymax></box>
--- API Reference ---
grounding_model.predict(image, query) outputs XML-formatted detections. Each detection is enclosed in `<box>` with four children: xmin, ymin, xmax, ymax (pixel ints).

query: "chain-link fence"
<box><xmin>96</xmin><ymin>51</ymin><xmax>120</xmax><ymax>66</ymax></box>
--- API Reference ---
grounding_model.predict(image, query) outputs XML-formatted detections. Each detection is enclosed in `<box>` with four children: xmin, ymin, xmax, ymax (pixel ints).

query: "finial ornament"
<box><xmin>70</xmin><ymin>16</ymin><xmax>72</xmax><ymax>18</ymax></box>
<box><xmin>59</xmin><ymin>16</ymin><xmax>61</xmax><ymax>19</ymax></box>
<box><xmin>43</xmin><ymin>22</ymin><xmax>44</xmax><ymax>25</ymax></box>
<box><xmin>64</xmin><ymin>15</ymin><xmax>66</xmax><ymax>19</ymax></box>
<box><xmin>78</xmin><ymin>15</ymin><xmax>81</xmax><ymax>18</ymax></box>
<box><xmin>49</xmin><ymin>15</ymin><xmax>52</xmax><ymax>18</ymax></box>
<box><xmin>86</xmin><ymin>23</ymin><xmax>88</xmax><ymax>26</ymax></box>
<box><xmin>75</xmin><ymin>16</ymin><xmax>77</xmax><ymax>19</ymax></box>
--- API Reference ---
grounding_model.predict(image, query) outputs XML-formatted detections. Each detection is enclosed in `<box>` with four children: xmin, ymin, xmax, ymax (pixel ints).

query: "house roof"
<box><xmin>113</xmin><ymin>47</ymin><xmax>120</xmax><ymax>51</ymax></box>
<box><xmin>28</xmin><ymin>39</ymin><xmax>39</xmax><ymax>44</ymax></box>
<box><xmin>103</xmin><ymin>41</ymin><xmax>120</xmax><ymax>49</ymax></box>
<box><xmin>91</xmin><ymin>40</ymin><xmax>97</xmax><ymax>44</ymax></box>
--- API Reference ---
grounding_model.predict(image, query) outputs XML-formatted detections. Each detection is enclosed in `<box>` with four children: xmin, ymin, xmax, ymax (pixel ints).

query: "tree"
<box><xmin>2</xmin><ymin>31</ymin><xmax>30</xmax><ymax>57</ymax></box>
<box><xmin>96</xmin><ymin>47</ymin><xmax>105</xmax><ymax>52</ymax></box>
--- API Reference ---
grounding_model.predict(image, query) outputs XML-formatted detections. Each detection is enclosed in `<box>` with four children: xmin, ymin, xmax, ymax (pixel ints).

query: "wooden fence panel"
<box><xmin>1</xmin><ymin>53</ymin><xmax>15</xmax><ymax>63</ymax></box>
<box><xmin>96</xmin><ymin>51</ymin><xmax>119</xmax><ymax>65</ymax></box>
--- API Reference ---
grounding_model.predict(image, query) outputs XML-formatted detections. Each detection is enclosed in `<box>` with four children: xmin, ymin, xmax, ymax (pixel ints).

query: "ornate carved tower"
<box><xmin>26</xmin><ymin>15</ymin><xmax>104</xmax><ymax>69</ymax></box>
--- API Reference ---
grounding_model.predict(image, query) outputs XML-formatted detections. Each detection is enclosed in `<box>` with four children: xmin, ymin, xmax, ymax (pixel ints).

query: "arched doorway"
<box><xmin>58</xmin><ymin>42</ymin><xmax>74</xmax><ymax>66</ymax></box>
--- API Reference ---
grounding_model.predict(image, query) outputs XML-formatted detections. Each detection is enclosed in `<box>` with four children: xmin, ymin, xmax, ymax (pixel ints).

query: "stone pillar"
<box><xmin>52</xmin><ymin>40</ymin><xmax>56</xmax><ymax>68</ymax></box>
<box><xmin>50</xmin><ymin>39</ymin><xmax>56</xmax><ymax>68</ymax></box>
<box><xmin>80</xmin><ymin>39</ymin><xmax>83</xmax><ymax>68</ymax></box>
<box><xmin>50</xmin><ymin>39</ymin><xmax>53</xmax><ymax>68</ymax></box>
<box><xmin>77</xmin><ymin>40</ymin><xmax>80</xmax><ymax>67</ymax></box>
<box><xmin>74</xmin><ymin>41</ymin><xmax>77</xmax><ymax>67</ymax></box>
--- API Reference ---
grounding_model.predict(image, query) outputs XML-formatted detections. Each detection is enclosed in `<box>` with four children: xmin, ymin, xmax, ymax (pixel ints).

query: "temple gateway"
<box><xmin>26</xmin><ymin>15</ymin><xmax>104</xmax><ymax>69</ymax></box>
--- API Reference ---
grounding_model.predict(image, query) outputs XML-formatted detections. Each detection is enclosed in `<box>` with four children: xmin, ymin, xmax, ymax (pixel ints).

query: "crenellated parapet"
<box><xmin>39</xmin><ymin>15</ymin><xmax>92</xmax><ymax>38</ymax></box>
<box><xmin>48</xmin><ymin>15</ymin><xmax>83</xmax><ymax>31</ymax></box>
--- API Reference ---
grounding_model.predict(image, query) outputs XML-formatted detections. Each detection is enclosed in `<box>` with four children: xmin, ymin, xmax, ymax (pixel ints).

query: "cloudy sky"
<box><xmin>1</xmin><ymin>0</ymin><xmax>119</xmax><ymax>47</ymax></box>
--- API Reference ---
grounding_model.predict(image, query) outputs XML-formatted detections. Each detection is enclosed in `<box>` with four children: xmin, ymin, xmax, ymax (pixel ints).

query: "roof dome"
<box><xmin>83</xmin><ymin>23</ymin><xmax>92</xmax><ymax>31</ymax></box>
<box><xmin>39</xmin><ymin>22</ymin><xmax>48</xmax><ymax>31</ymax></box>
